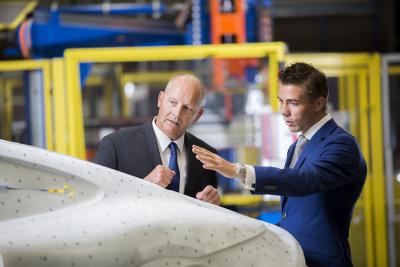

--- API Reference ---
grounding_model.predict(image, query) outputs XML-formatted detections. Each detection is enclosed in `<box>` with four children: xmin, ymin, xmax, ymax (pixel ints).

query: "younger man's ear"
<box><xmin>314</xmin><ymin>97</ymin><xmax>327</xmax><ymax>113</ymax></box>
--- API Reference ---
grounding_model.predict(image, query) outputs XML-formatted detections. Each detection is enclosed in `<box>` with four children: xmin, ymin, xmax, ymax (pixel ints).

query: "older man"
<box><xmin>94</xmin><ymin>74</ymin><xmax>219</xmax><ymax>205</ymax></box>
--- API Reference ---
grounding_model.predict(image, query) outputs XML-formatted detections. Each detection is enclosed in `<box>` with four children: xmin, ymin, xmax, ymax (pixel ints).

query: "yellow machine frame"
<box><xmin>51</xmin><ymin>58</ymin><xmax>68</xmax><ymax>154</ymax></box>
<box><xmin>285</xmin><ymin>53</ymin><xmax>386</xmax><ymax>267</ymax></box>
<box><xmin>63</xmin><ymin>42</ymin><xmax>287</xmax><ymax>159</ymax></box>
<box><xmin>0</xmin><ymin>1</ymin><xmax>37</xmax><ymax>30</ymax></box>
<box><xmin>0</xmin><ymin>78</ymin><xmax>21</xmax><ymax>140</ymax></box>
<box><xmin>0</xmin><ymin>59</ymin><xmax>53</xmax><ymax>150</ymax></box>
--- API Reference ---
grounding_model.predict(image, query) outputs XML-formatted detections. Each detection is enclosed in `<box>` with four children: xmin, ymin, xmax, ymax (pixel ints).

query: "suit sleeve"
<box><xmin>254</xmin><ymin>134</ymin><xmax>366</xmax><ymax>196</ymax></box>
<box><xmin>92</xmin><ymin>135</ymin><xmax>118</xmax><ymax>170</ymax></box>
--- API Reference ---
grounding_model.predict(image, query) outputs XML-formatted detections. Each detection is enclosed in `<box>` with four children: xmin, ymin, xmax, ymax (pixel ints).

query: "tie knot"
<box><xmin>169</xmin><ymin>142</ymin><xmax>178</xmax><ymax>153</ymax></box>
<box><xmin>297</xmin><ymin>135</ymin><xmax>308</xmax><ymax>148</ymax></box>
<box><xmin>289</xmin><ymin>135</ymin><xmax>308</xmax><ymax>168</ymax></box>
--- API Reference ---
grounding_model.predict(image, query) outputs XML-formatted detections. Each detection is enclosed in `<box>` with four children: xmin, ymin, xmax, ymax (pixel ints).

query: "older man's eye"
<box><xmin>184</xmin><ymin>106</ymin><xmax>194</xmax><ymax>112</ymax></box>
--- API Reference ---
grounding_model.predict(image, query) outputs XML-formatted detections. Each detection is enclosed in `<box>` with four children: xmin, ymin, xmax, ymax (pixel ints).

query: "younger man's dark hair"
<box><xmin>278</xmin><ymin>62</ymin><xmax>328</xmax><ymax>101</ymax></box>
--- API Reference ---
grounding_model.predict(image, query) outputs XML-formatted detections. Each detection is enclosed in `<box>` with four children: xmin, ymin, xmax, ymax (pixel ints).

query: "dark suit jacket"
<box><xmin>93</xmin><ymin>121</ymin><xmax>217</xmax><ymax>198</ymax></box>
<box><xmin>254</xmin><ymin>119</ymin><xmax>367</xmax><ymax>267</ymax></box>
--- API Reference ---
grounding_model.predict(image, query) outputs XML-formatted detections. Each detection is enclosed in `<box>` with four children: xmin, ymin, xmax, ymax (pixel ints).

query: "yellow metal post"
<box><xmin>51</xmin><ymin>58</ymin><xmax>68</xmax><ymax>154</ymax></box>
<box><xmin>347</xmin><ymin>74</ymin><xmax>357</xmax><ymax>136</ymax></box>
<box><xmin>104</xmin><ymin>78</ymin><xmax>113</xmax><ymax>118</ymax></box>
<box><xmin>64</xmin><ymin>52</ymin><xmax>85</xmax><ymax>158</ymax></box>
<box><xmin>338</xmin><ymin>76</ymin><xmax>346</xmax><ymax>111</ymax></box>
<box><xmin>368</xmin><ymin>53</ymin><xmax>387</xmax><ymax>267</ymax></box>
<box><xmin>0</xmin><ymin>1</ymin><xmax>38</xmax><ymax>30</ymax></box>
<box><xmin>0</xmin><ymin>60</ymin><xmax>53</xmax><ymax>150</ymax></box>
<box><xmin>357</xmin><ymin>70</ymin><xmax>374</xmax><ymax>267</ymax></box>
<box><xmin>4</xmin><ymin>80</ymin><xmax>15</xmax><ymax>141</ymax></box>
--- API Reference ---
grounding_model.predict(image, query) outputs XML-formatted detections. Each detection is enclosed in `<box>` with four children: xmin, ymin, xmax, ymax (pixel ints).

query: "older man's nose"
<box><xmin>172</xmin><ymin>104</ymin><xmax>184</xmax><ymax>117</ymax></box>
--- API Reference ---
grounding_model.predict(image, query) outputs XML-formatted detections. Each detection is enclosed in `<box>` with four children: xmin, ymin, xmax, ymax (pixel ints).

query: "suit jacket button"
<box><xmin>282</xmin><ymin>212</ymin><xmax>287</xmax><ymax>219</ymax></box>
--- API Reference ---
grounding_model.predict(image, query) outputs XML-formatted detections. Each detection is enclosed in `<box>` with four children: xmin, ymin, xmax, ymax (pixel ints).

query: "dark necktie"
<box><xmin>289</xmin><ymin>135</ymin><xmax>308</xmax><ymax>168</ymax></box>
<box><xmin>167</xmin><ymin>142</ymin><xmax>180</xmax><ymax>192</ymax></box>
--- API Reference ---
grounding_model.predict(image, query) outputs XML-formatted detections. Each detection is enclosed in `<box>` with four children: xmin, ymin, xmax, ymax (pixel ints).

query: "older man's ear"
<box><xmin>192</xmin><ymin>107</ymin><xmax>204</xmax><ymax>124</ymax></box>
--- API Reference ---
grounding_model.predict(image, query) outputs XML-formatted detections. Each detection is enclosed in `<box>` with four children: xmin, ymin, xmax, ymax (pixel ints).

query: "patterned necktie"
<box><xmin>167</xmin><ymin>142</ymin><xmax>180</xmax><ymax>192</ymax></box>
<box><xmin>289</xmin><ymin>135</ymin><xmax>308</xmax><ymax>168</ymax></box>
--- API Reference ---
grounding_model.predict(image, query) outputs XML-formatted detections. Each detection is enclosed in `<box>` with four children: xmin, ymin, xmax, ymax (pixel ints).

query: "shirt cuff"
<box><xmin>242</xmin><ymin>164</ymin><xmax>255</xmax><ymax>191</ymax></box>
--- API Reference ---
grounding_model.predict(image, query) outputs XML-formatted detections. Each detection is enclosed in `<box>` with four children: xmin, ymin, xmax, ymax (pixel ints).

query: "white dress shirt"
<box><xmin>242</xmin><ymin>113</ymin><xmax>332</xmax><ymax>190</ymax></box>
<box><xmin>152</xmin><ymin>118</ymin><xmax>187</xmax><ymax>193</ymax></box>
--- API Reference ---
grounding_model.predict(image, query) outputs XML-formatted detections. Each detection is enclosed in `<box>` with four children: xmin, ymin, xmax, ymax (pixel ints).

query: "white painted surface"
<box><xmin>0</xmin><ymin>139</ymin><xmax>306</xmax><ymax>267</ymax></box>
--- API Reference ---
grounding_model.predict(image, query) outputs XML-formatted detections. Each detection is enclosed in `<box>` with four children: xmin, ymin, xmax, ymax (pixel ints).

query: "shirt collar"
<box><xmin>302</xmin><ymin>113</ymin><xmax>332</xmax><ymax>140</ymax></box>
<box><xmin>152</xmin><ymin>117</ymin><xmax>185</xmax><ymax>152</ymax></box>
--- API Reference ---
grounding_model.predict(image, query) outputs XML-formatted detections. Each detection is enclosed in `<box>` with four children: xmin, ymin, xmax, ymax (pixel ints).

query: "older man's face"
<box><xmin>156</xmin><ymin>78</ymin><xmax>203</xmax><ymax>140</ymax></box>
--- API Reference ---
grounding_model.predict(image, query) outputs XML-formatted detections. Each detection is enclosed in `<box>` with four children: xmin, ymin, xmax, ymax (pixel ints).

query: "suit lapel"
<box><xmin>293</xmin><ymin>119</ymin><xmax>338</xmax><ymax>169</ymax></box>
<box><xmin>285</xmin><ymin>143</ymin><xmax>296</xmax><ymax>168</ymax></box>
<box><xmin>281</xmin><ymin>142</ymin><xmax>295</xmax><ymax>208</ymax></box>
<box><xmin>282</xmin><ymin>119</ymin><xmax>338</xmax><ymax>210</ymax></box>
<box><xmin>183</xmin><ymin>133</ymin><xmax>195</xmax><ymax>195</ymax></box>
<box><xmin>142</xmin><ymin>121</ymin><xmax>162</xmax><ymax>168</ymax></box>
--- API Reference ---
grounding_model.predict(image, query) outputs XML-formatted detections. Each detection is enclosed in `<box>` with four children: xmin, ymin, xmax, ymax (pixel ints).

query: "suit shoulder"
<box><xmin>185</xmin><ymin>132</ymin><xmax>217</xmax><ymax>153</ymax></box>
<box><xmin>331</xmin><ymin>127</ymin><xmax>358</xmax><ymax>144</ymax></box>
<box><xmin>323</xmin><ymin>127</ymin><xmax>362</xmax><ymax>156</ymax></box>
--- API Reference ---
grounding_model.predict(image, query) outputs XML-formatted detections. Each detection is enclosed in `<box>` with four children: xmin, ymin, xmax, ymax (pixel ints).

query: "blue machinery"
<box><xmin>0</xmin><ymin>0</ymin><xmax>273</xmax><ymax>149</ymax></box>
<box><xmin>12</xmin><ymin>1</ymin><xmax>270</xmax><ymax>59</ymax></box>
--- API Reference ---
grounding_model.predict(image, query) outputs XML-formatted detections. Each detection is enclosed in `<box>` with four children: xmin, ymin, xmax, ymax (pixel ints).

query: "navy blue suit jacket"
<box><xmin>254</xmin><ymin>119</ymin><xmax>366</xmax><ymax>267</ymax></box>
<box><xmin>93</xmin><ymin>121</ymin><xmax>217</xmax><ymax>198</ymax></box>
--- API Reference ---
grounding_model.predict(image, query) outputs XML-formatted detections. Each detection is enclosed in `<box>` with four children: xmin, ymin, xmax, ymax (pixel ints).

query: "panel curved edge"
<box><xmin>0</xmin><ymin>140</ymin><xmax>306</xmax><ymax>267</ymax></box>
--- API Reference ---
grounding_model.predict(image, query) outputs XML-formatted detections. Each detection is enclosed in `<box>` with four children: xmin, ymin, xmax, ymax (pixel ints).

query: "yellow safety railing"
<box><xmin>0</xmin><ymin>60</ymin><xmax>53</xmax><ymax>151</ymax></box>
<box><xmin>51</xmin><ymin>58</ymin><xmax>68</xmax><ymax>154</ymax></box>
<box><xmin>0</xmin><ymin>78</ymin><xmax>20</xmax><ymax>140</ymax></box>
<box><xmin>0</xmin><ymin>1</ymin><xmax>37</xmax><ymax>30</ymax></box>
<box><xmin>64</xmin><ymin>42</ymin><xmax>287</xmax><ymax>159</ymax></box>
<box><xmin>388</xmin><ymin>65</ymin><xmax>400</xmax><ymax>75</ymax></box>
